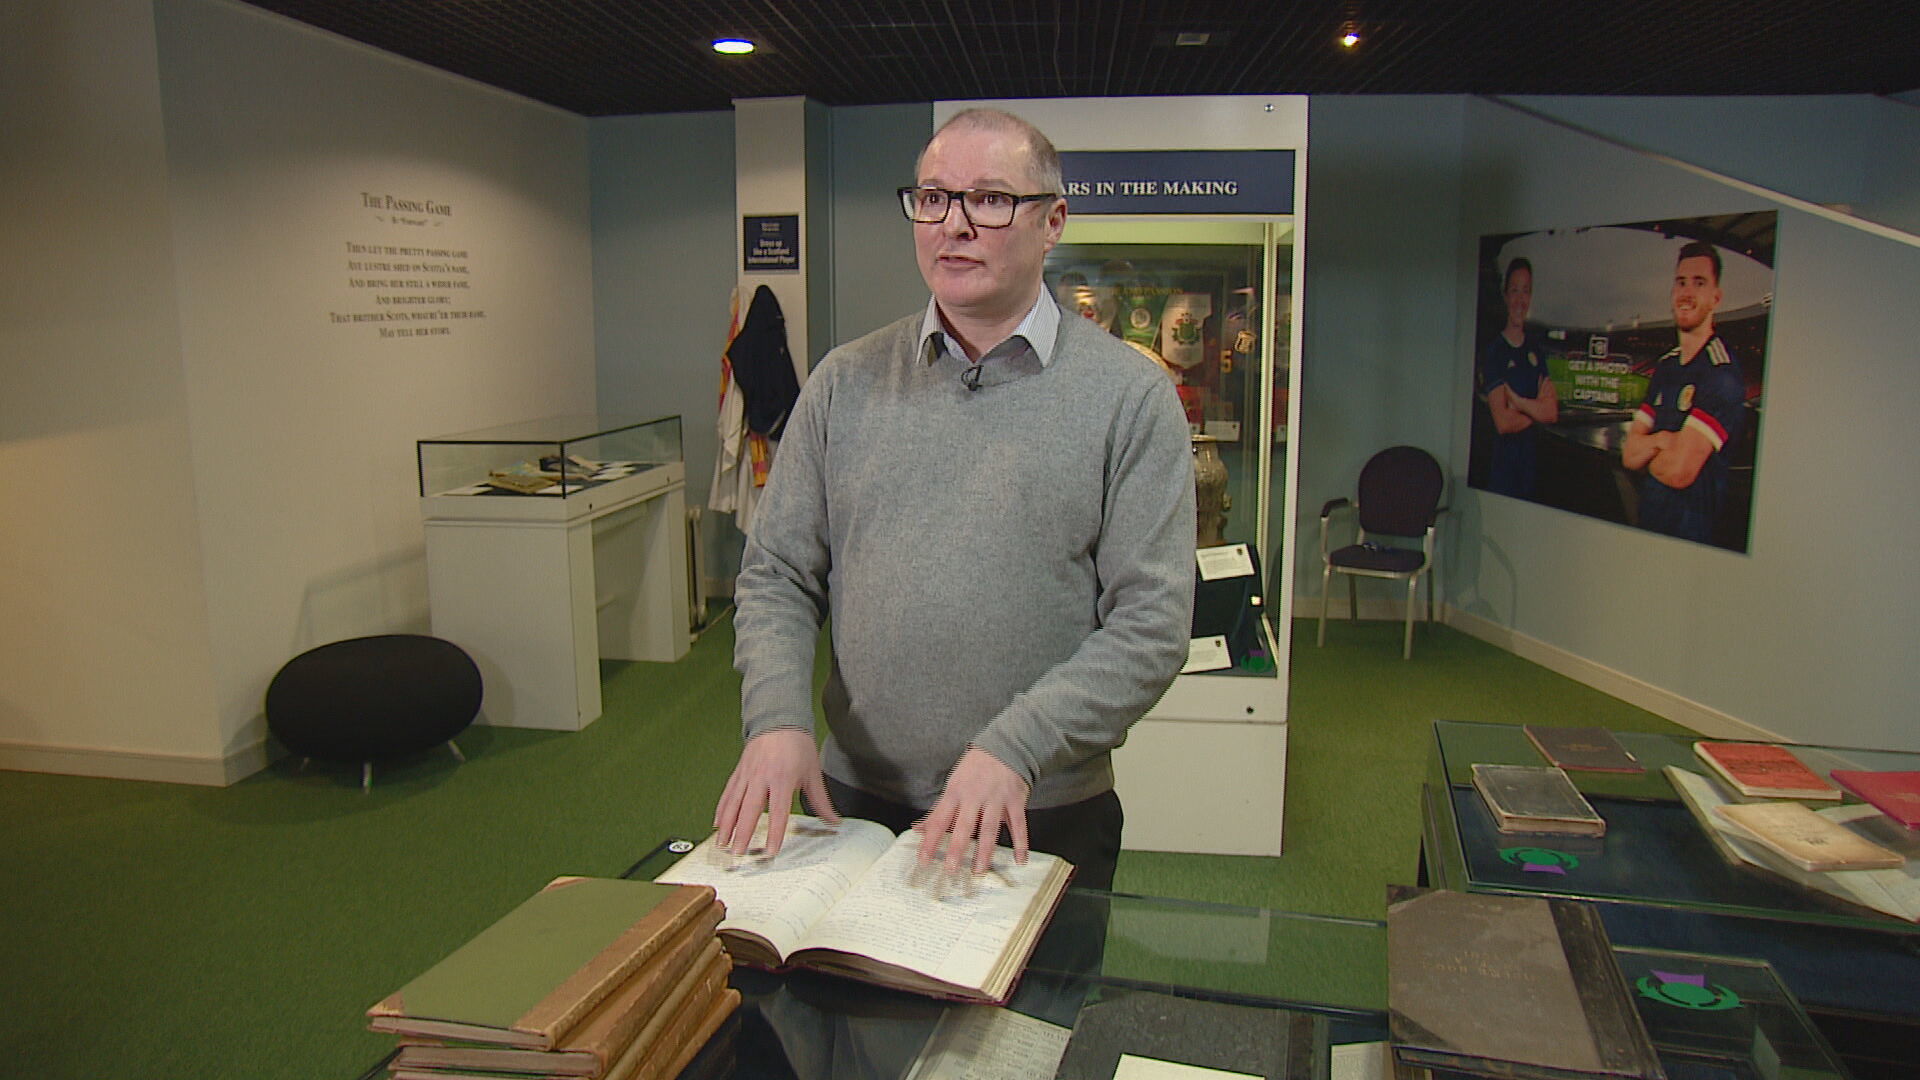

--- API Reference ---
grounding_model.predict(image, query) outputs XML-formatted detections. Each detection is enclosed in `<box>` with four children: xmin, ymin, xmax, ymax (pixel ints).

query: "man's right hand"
<box><xmin>712</xmin><ymin>727</ymin><xmax>839</xmax><ymax>857</ymax></box>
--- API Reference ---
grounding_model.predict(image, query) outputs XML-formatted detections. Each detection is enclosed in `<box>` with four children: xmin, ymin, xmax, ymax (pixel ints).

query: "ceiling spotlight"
<box><xmin>1174</xmin><ymin>32</ymin><xmax>1211</xmax><ymax>47</ymax></box>
<box><xmin>1338</xmin><ymin>23</ymin><xmax>1362</xmax><ymax>48</ymax></box>
<box><xmin>712</xmin><ymin>37</ymin><xmax>755</xmax><ymax>55</ymax></box>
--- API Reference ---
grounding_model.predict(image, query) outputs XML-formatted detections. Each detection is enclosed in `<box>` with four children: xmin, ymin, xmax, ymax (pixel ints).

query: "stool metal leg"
<box><xmin>362</xmin><ymin>762</ymin><xmax>373</xmax><ymax>792</ymax></box>
<box><xmin>447</xmin><ymin>739</ymin><xmax>466</xmax><ymax>763</ymax></box>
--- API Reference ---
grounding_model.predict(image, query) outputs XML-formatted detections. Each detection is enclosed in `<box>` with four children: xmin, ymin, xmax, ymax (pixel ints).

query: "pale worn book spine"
<box><xmin>602</xmin><ymin>948</ymin><xmax>734</xmax><ymax>1080</ymax></box>
<box><xmin>625</xmin><ymin>988</ymin><xmax>740</xmax><ymax>1080</ymax></box>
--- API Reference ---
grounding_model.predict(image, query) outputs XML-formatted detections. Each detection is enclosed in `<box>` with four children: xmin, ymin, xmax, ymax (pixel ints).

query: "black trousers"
<box><xmin>821</xmin><ymin>776</ymin><xmax>1124</xmax><ymax>891</ymax></box>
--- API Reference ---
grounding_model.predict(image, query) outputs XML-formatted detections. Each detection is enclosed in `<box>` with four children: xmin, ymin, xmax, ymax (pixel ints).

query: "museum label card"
<box><xmin>1182</xmin><ymin>635</ymin><xmax>1230</xmax><ymax>674</ymax></box>
<box><xmin>1114</xmin><ymin>1055</ymin><xmax>1259</xmax><ymax>1080</ymax></box>
<box><xmin>1196</xmin><ymin>544</ymin><xmax>1254</xmax><ymax>581</ymax></box>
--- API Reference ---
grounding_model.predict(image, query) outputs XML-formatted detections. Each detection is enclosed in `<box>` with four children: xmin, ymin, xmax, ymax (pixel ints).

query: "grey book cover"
<box><xmin>1472</xmin><ymin>763</ymin><xmax>1606</xmax><ymax>837</ymax></box>
<box><xmin>1387</xmin><ymin>888</ymin><xmax>1664</xmax><ymax>1080</ymax></box>
<box><xmin>1053</xmin><ymin>988</ymin><xmax>1324</xmax><ymax>1080</ymax></box>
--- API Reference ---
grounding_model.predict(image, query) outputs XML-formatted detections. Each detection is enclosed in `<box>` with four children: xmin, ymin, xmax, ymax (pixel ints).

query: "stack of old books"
<box><xmin>366</xmin><ymin>877</ymin><xmax>737</xmax><ymax>1080</ymax></box>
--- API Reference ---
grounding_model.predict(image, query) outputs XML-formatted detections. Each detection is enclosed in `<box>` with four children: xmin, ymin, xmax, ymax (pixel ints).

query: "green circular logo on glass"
<box><xmin>1498</xmin><ymin>846</ymin><xmax>1579</xmax><ymax>871</ymax></box>
<box><xmin>1637</xmin><ymin>975</ymin><xmax>1741</xmax><ymax>1011</ymax></box>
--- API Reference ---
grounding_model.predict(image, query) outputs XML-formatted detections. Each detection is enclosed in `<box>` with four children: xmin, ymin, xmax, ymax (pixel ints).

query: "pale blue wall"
<box><xmin>1295</xmin><ymin>97</ymin><xmax>1467</xmax><ymax>609</ymax></box>
<box><xmin>1451</xmin><ymin>96</ymin><xmax>1920</xmax><ymax>749</ymax></box>
<box><xmin>1504</xmin><ymin>95</ymin><xmax>1920</xmax><ymax>235</ymax></box>
<box><xmin>829</xmin><ymin>103</ymin><xmax>932</xmax><ymax>341</ymax></box>
<box><xmin>589</xmin><ymin>111</ymin><xmax>736</xmax><ymax>511</ymax></box>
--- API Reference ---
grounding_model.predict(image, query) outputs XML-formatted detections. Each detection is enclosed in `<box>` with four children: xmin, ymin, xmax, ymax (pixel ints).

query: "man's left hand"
<box><xmin>917</xmin><ymin>746</ymin><xmax>1029</xmax><ymax>876</ymax></box>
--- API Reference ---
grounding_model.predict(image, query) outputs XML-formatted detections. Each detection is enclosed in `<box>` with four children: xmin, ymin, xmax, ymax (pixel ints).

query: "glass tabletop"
<box><xmin>1424</xmin><ymin>718</ymin><xmax>1920</xmax><ymax>934</ymax></box>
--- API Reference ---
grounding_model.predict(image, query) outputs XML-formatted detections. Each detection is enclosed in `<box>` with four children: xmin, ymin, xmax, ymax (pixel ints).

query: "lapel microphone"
<box><xmin>961</xmin><ymin>363</ymin><xmax>984</xmax><ymax>391</ymax></box>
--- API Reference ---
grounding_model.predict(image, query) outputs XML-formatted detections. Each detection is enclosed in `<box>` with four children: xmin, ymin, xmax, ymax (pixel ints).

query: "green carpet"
<box><xmin>0</xmin><ymin>615</ymin><xmax>1682</xmax><ymax>1078</ymax></box>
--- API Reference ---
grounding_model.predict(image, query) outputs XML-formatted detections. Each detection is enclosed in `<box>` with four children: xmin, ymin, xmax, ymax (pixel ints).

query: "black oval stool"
<box><xmin>265</xmin><ymin>634</ymin><xmax>481</xmax><ymax>789</ymax></box>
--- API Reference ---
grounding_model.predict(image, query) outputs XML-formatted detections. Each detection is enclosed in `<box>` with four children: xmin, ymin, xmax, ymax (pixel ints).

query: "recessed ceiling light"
<box><xmin>1338</xmin><ymin>23</ymin><xmax>1362</xmax><ymax>48</ymax></box>
<box><xmin>712</xmin><ymin>38</ymin><xmax>755</xmax><ymax>55</ymax></box>
<box><xmin>1174</xmin><ymin>32</ymin><xmax>1211</xmax><ymax>47</ymax></box>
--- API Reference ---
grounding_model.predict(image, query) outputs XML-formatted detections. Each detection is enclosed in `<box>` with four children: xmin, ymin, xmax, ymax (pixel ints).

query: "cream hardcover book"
<box><xmin>1667</xmin><ymin>766</ymin><xmax>1920</xmax><ymax>921</ymax></box>
<box><xmin>655</xmin><ymin>816</ymin><xmax>1071</xmax><ymax>1005</ymax></box>
<box><xmin>1713</xmin><ymin>800</ymin><xmax>1904</xmax><ymax>871</ymax></box>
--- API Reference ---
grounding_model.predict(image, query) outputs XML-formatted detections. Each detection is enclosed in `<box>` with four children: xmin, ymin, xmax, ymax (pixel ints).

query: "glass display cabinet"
<box><xmin>418</xmin><ymin>413</ymin><xmax>683</xmax><ymax>519</ymax></box>
<box><xmin>1047</xmin><ymin>217</ymin><xmax>1301</xmax><ymax>859</ymax></box>
<box><xmin>968</xmin><ymin>93</ymin><xmax>1309</xmax><ymax>859</ymax></box>
<box><xmin>417</xmin><ymin>414</ymin><xmax>690</xmax><ymax>730</ymax></box>
<box><xmin>1045</xmin><ymin>218</ymin><xmax>1293</xmax><ymax>601</ymax></box>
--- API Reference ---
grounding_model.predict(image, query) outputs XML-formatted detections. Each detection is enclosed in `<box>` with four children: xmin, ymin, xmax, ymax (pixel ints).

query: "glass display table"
<box><xmin>353</xmin><ymin>833</ymin><xmax>1866</xmax><ymax>1080</ymax></box>
<box><xmin>1420</xmin><ymin>718</ymin><xmax>1920</xmax><ymax>1078</ymax></box>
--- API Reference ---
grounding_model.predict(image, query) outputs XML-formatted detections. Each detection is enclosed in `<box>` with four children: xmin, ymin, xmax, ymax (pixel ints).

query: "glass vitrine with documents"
<box><xmin>417</xmin><ymin>413</ymin><xmax>682</xmax><ymax>502</ymax></box>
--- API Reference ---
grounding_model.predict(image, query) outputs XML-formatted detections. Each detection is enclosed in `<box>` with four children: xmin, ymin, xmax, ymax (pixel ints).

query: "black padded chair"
<box><xmin>265</xmin><ymin>634</ymin><xmax>481</xmax><ymax>789</ymax></box>
<box><xmin>1317</xmin><ymin>446</ymin><xmax>1446</xmax><ymax>659</ymax></box>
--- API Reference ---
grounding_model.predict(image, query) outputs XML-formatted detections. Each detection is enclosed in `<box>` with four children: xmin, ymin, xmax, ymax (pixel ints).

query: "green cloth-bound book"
<box><xmin>368</xmin><ymin>877</ymin><xmax>719</xmax><ymax>1050</ymax></box>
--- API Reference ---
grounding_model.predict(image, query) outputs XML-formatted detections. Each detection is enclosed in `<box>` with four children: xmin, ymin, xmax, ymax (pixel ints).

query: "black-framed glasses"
<box><xmin>898</xmin><ymin>186</ymin><xmax>1057</xmax><ymax>229</ymax></box>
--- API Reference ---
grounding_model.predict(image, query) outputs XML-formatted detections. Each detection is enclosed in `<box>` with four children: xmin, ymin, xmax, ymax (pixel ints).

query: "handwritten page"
<box><xmin>797</xmin><ymin>831</ymin><xmax>1063</xmax><ymax>990</ymax></box>
<box><xmin>655</xmin><ymin>817</ymin><xmax>896</xmax><ymax>960</ymax></box>
<box><xmin>903</xmin><ymin>1006</ymin><xmax>1069</xmax><ymax>1080</ymax></box>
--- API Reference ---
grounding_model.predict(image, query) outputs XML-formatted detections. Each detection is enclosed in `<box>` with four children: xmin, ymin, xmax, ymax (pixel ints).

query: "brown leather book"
<box><xmin>393</xmin><ymin>899</ymin><xmax>724</xmax><ymax>1075</ymax></box>
<box><xmin>601</xmin><ymin>947</ymin><xmax>735</xmax><ymax>1080</ymax></box>
<box><xmin>642</xmin><ymin>988</ymin><xmax>741</xmax><ymax>1080</ymax></box>
<box><xmin>368</xmin><ymin>878</ymin><xmax>719</xmax><ymax>1049</ymax></box>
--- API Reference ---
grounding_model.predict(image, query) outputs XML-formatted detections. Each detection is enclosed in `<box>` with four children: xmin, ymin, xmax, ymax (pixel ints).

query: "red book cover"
<box><xmin>1693</xmin><ymin>741</ymin><xmax>1839</xmax><ymax>799</ymax></box>
<box><xmin>1832</xmin><ymin>770</ymin><xmax>1920</xmax><ymax>829</ymax></box>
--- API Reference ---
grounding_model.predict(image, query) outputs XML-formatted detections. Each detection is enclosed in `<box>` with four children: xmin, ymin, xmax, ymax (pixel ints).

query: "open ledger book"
<box><xmin>655</xmin><ymin>816</ymin><xmax>1072</xmax><ymax>1005</ymax></box>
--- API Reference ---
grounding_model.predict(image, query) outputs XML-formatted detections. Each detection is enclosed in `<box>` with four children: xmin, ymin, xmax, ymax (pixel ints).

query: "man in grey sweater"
<box><xmin>712</xmin><ymin>108</ymin><xmax>1194</xmax><ymax>891</ymax></box>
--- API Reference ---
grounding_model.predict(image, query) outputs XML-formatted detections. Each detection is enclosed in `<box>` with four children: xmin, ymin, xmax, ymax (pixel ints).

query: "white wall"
<box><xmin>1450</xmin><ymin>96</ymin><xmax>1920</xmax><ymax>749</ymax></box>
<box><xmin>152</xmin><ymin>0</ymin><xmax>596</xmax><ymax>766</ymax></box>
<box><xmin>0</xmin><ymin>0</ymin><xmax>225</xmax><ymax>773</ymax></box>
<box><xmin>1</xmin><ymin>0</ymin><xmax>597</xmax><ymax>783</ymax></box>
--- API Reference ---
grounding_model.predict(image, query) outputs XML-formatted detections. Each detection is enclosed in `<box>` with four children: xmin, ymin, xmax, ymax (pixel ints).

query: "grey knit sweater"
<box><xmin>734</xmin><ymin>306</ymin><xmax>1196</xmax><ymax>810</ymax></box>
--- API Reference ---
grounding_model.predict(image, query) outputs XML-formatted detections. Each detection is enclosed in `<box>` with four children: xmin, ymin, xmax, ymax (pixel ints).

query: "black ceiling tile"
<box><xmin>239</xmin><ymin>0</ymin><xmax>1920</xmax><ymax>115</ymax></box>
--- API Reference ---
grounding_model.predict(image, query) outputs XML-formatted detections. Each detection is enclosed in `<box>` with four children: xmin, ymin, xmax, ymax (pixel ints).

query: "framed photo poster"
<box><xmin>1469</xmin><ymin>212</ymin><xmax>1776</xmax><ymax>552</ymax></box>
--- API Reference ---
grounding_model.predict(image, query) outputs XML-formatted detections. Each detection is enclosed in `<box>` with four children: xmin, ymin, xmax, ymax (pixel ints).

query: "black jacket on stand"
<box><xmin>727</xmin><ymin>285</ymin><xmax>802</xmax><ymax>440</ymax></box>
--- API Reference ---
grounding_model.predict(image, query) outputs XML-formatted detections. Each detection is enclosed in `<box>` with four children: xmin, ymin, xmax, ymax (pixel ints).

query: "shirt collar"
<box><xmin>919</xmin><ymin>289</ymin><xmax>1060</xmax><ymax>369</ymax></box>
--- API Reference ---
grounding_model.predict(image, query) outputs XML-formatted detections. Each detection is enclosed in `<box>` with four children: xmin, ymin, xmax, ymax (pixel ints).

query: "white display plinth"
<box><xmin>1115</xmin><ymin>616</ymin><xmax>1289</xmax><ymax>856</ymax></box>
<box><xmin>423</xmin><ymin>464</ymin><xmax>691</xmax><ymax>731</ymax></box>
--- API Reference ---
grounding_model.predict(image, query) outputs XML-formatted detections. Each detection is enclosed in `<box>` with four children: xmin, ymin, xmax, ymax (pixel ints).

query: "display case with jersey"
<box><xmin>961</xmin><ymin>95</ymin><xmax>1307</xmax><ymax>857</ymax></box>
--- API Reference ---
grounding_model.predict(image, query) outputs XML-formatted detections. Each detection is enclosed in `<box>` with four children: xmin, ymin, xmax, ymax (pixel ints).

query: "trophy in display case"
<box><xmin>1045</xmin><ymin>221</ymin><xmax>1293</xmax><ymax>582</ymax></box>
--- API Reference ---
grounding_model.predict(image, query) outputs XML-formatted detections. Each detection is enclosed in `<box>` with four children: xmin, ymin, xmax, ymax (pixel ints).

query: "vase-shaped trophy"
<box><xmin>1192</xmin><ymin>435</ymin><xmax>1230</xmax><ymax>548</ymax></box>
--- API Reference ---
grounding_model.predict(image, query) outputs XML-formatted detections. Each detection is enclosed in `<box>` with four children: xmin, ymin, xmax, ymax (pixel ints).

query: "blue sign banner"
<box><xmin>743</xmin><ymin>214</ymin><xmax>800</xmax><ymax>271</ymax></box>
<box><xmin>1059</xmin><ymin>150</ymin><xmax>1295</xmax><ymax>215</ymax></box>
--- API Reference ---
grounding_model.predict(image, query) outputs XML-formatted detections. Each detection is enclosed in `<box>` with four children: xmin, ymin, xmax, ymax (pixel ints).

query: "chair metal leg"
<box><xmin>447</xmin><ymin>739</ymin><xmax>466</xmax><ymax>763</ymax></box>
<box><xmin>361</xmin><ymin>762</ymin><xmax>373</xmax><ymax>792</ymax></box>
<box><xmin>1347</xmin><ymin>576</ymin><xmax>1359</xmax><ymax>622</ymax></box>
<box><xmin>1404</xmin><ymin>576</ymin><xmax>1418</xmax><ymax>659</ymax></box>
<box><xmin>295</xmin><ymin>757</ymin><xmax>310</xmax><ymax>774</ymax></box>
<box><xmin>1317</xmin><ymin>565</ymin><xmax>1333</xmax><ymax>646</ymax></box>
